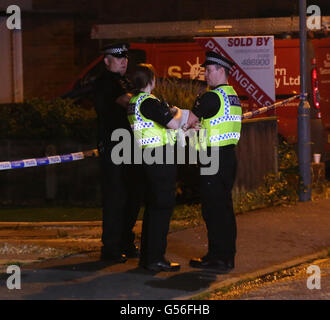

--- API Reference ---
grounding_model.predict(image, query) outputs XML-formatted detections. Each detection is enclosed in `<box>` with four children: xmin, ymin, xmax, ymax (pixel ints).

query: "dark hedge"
<box><xmin>0</xmin><ymin>98</ymin><xmax>97</xmax><ymax>141</ymax></box>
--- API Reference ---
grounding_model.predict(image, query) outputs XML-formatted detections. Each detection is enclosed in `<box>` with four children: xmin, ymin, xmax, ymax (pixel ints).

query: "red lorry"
<box><xmin>66</xmin><ymin>38</ymin><xmax>330</xmax><ymax>162</ymax></box>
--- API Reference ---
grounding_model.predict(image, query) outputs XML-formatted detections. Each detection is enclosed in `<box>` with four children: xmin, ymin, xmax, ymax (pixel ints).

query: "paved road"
<box><xmin>0</xmin><ymin>198</ymin><xmax>329</xmax><ymax>300</ymax></box>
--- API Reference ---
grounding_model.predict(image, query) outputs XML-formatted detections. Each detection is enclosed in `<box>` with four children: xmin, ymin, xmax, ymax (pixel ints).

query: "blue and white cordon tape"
<box><xmin>0</xmin><ymin>95</ymin><xmax>300</xmax><ymax>171</ymax></box>
<box><xmin>241</xmin><ymin>94</ymin><xmax>300</xmax><ymax>120</ymax></box>
<box><xmin>0</xmin><ymin>149</ymin><xmax>99</xmax><ymax>171</ymax></box>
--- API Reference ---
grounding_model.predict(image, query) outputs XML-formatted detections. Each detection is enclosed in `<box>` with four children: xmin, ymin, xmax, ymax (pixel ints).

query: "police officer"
<box><xmin>93</xmin><ymin>43</ymin><xmax>141</xmax><ymax>263</ymax></box>
<box><xmin>128</xmin><ymin>64</ymin><xmax>183</xmax><ymax>272</ymax></box>
<box><xmin>187</xmin><ymin>51</ymin><xmax>242</xmax><ymax>272</ymax></box>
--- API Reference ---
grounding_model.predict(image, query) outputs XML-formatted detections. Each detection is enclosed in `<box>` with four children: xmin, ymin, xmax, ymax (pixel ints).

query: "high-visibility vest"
<box><xmin>128</xmin><ymin>92</ymin><xmax>176</xmax><ymax>149</ymax></box>
<box><xmin>199</xmin><ymin>85</ymin><xmax>242</xmax><ymax>149</ymax></box>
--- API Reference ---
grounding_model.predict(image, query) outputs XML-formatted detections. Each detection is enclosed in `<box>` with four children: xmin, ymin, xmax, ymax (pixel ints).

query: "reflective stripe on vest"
<box><xmin>200</xmin><ymin>85</ymin><xmax>242</xmax><ymax>149</ymax></box>
<box><xmin>128</xmin><ymin>93</ymin><xmax>176</xmax><ymax>148</ymax></box>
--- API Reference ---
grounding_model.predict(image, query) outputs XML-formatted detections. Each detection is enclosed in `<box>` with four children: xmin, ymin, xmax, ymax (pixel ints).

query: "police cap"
<box><xmin>202</xmin><ymin>51</ymin><xmax>235</xmax><ymax>70</ymax></box>
<box><xmin>102</xmin><ymin>42</ymin><xmax>129</xmax><ymax>58</ymax></box>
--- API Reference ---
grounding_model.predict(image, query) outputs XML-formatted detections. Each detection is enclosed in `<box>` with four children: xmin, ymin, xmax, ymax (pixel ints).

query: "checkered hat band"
<box><xmin>106</xmin><ymin>48</ymin><xmax>128</xmax><ymax>54</ymax></box>
<box><xmin>206</xmin><ymin>57</ymin><xmax>232</xmax><ymax>70</ymax></box>
<box><xmin>209</xmin><ymin>132</ymin><xmax>240</xmax><ymax>143</ymax></box>
<box><xmin>138</xmin><ymin>136</ymin><xmax>161</xmax><ymax>146</ymax></box>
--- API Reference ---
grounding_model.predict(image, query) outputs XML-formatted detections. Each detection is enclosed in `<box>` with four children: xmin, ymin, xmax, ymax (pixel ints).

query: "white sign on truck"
<box><xmin>195</xmin><ymin>36</ymin><xmax>275</xmax><ymax>108</ymax></box>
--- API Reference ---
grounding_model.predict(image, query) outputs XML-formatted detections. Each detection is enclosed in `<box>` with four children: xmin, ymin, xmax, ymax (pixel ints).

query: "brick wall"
<box><xmin>22</xmin><ymin>14</ymin><xmax>75</xmax><ymax>98</ymax></box>
<box><xmin>21</xmin><ymin>11</ymin><xmax>100</xmax><ymax>99</ymax></box>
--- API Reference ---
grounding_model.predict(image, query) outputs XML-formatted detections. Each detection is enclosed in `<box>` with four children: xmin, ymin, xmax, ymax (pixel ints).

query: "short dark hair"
<box><xmin>130</xmin><ymin>64</ymin><xmax>155</xmax><ymax>94</ymax></box>
<box><xmin>215</xmin><ymin>64</ymin><xmax>230</xmax><ymax>78</ymax></box>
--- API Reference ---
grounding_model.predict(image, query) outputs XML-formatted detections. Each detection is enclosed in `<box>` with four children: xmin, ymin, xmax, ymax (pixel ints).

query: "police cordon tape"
<box><xmin>0</xmin><ymin>149</ymin><xmax>99</xmax><ymax>171</ymax></box>
<box><xmin>0</xmin><ymin>94</ymin><xmax>301</xmax><ymax>171</ymax></box>
<box><xmin>241</xmin><ymin>94</ymin><xmax>300</xmax><ymax>120</ymax></box>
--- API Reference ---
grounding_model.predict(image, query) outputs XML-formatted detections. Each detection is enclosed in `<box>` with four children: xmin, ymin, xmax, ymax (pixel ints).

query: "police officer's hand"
<box><xmin>186</xmin><ymin>110</ymin><xmax>200</xmax><ymax>130</ymax></box>
<box><xmin>169</xmin><ymin>106</ymin><xmax>178</xmax><ymax>116</ymax></box>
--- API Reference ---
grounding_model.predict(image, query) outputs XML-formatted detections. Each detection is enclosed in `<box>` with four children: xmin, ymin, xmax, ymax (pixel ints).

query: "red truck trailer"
<box><xmin>66</xmin><ymin>38</ymin><xmax>330</xmax><ymax>161</ymax></box>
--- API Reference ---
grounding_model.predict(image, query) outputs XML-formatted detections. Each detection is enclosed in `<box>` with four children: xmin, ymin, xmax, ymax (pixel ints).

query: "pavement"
<box><xmin>0</xmin><ymin>198</ymin><xmax>329</xmax><ymax>300</ymax></box>
<box><xmin>217</xmin><ymin>257</ymin><xmax>330</xmax><ymax>300</ymax></box>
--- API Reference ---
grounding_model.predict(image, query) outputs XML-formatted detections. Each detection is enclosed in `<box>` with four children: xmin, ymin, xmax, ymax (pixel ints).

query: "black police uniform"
<box><xmin>93</xmin><ymin>45</ymin><xmax>141</xmax><ymax>261</ymax></box>
<box><xmin>192</xmin><ymin>88</ymin><xmax>237</xmax><ymax>261</ymax></box>
<box><xmin>189</xmin><ymin>51</ymin><xmax>239</xmax><ymax>271</ymax></box>
<box><xmin>128</xmin><ymin>96</ymin><xmax>178</xmax><ymax>269</ymax></box>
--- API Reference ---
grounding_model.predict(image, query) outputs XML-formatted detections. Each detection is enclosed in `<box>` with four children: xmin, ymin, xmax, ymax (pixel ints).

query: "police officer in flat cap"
<box><xmin>187</xmin><ymin>51</ymin><xmax>242</xmax><ymax>272</ymax></box>
<box><xmin>93</xmin><ymin>42</ymin><xmax>141</xmax><ymax>263</ymax></box>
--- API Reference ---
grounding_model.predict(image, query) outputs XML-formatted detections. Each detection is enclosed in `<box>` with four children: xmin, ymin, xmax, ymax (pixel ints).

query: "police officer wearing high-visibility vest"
<box><xmin>187</xmin><ymin>51</ymin><xmax>242</xmax><ymax>272</ymax></box>
<box><xmin>93</xmin><ymin>43</ymin><xmax>141</xmax><ymax>263</ymax></box>
<box><xmin>128</xmin><ymin>64</ymin><xmax>184</xmax><ymax>272</ymax></box>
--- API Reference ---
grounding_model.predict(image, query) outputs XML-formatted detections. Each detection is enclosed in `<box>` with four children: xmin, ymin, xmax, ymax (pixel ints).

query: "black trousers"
<box><xmin>199</xmin><ymin>145</ymin><xmax>237</xmax><ymax>260</ymax></box>
<box><xmin>140</xmin><ymin>162</ymin><xmax>177</xmax><ymax>265</ymax></box>
<box><xmin>99</xmin><ymin>156</ymin><xmax>143</xmax><ymax>255</ymax></box>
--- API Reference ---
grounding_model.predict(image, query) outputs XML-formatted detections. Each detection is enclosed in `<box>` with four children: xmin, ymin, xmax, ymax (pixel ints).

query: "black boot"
<box><xmin>190</xmin><ymin>255</ymin><xmax>234</xmax><ymax>271</ymax></box>
<box><xmin>143</xmin><ymin>259</ymin><xmax>181</xmax><ymax>272</ymax></box>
